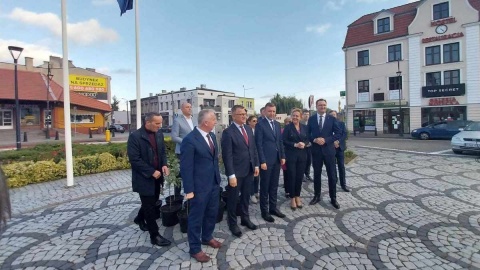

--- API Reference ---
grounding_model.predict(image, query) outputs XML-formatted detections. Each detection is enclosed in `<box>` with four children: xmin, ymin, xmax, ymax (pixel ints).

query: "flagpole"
<box><xmin>135</xmin><ymin>0</ymin><xmax>141</xmax><ymax>129</ymax></box>
<box><xmin>61</xmin><ymin>0</ymin><xmax>74</xmax><ymax>187</ymax></box>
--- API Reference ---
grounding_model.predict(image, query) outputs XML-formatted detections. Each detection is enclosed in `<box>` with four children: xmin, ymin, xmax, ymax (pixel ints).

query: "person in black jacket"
<box><xmin>283</xmin><ymin>108</ymin><xmax>309</xmax><ymax>210</ymax></box>
<box><xmin>330</xmin><ymin>110</ymin><xmax>350</xmax><ymax>192</ymax></box>
<box><xmin>127</xmin><ymin>112</ymin><xmax>172</xmax><ymax>247</ymax></box>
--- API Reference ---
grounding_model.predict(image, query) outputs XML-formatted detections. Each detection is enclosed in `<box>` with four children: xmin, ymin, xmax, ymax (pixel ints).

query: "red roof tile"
<box><xmin>343</xmin><ymin>0</ymin><xmax>480</xmax><ymax>48</ymax></box>
<box><xmin>0</xmin><ymin>68</ymin><xmax>111</xmax><ymax>112</ymax></box>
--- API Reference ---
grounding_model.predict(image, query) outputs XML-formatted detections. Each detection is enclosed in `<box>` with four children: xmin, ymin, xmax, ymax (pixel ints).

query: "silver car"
<box><xmin>451</xmin><ymin>121</ymin><xmax>480</xmax><ymax>154</ymax></box>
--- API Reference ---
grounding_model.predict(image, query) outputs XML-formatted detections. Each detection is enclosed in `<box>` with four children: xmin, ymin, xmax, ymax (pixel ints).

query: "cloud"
<box><xmin>325</xmin><ymin>0</ymin><xmax>347</xmax><ymax>10</ymax></box>
<box><xmin>92</xmin><ymin>0</ymin><xmax>116</xmax><ymax>6</ymax></box>
<box><xmin>7</xmin><ymin>8</ymin><xmax>118</xmax><ymax>46</ymax></box>
<box><xmin>96</xmin><ymin>67</ymin><xmax>135</xmax><ymax>75</ymax></box>
<box><xmin>0</xmin><ymin>39</ymin><xmax>59</xmax><ymax>65</ymax></box>
<box><xmin>305</xmin><ymin>23</ymin><xmax>332</xmax><ymax>35</ymax></box>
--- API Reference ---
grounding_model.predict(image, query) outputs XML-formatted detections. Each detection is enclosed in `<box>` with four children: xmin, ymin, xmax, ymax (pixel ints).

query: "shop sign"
<box><xmin>77</xmin><ymin>92</ymin><xmax>108</xmax><ymax>100</ymax></box>
<box><xmin>422</xmin><ymin>83</ymin><xmax>465</xmax><ymax>98</ymax></box>
<box><xmin>428</xmin><ymin>97</ymin><xmax>459</xmax><ymax>106</ymax></box>
<box><xmin>430</xmin><ymin>17</ymin><xmax>457</xmax><ymax>26</ymax></box>
<box><xmin>422</xmin><ymin>32</ymin><xmax>464</xmax><ymax>43</ymax></box>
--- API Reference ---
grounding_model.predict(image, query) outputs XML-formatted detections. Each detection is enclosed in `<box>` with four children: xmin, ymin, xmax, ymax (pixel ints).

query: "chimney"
<box><xmin>161</xmin><ymin>90</ymin><xmax>167</xmax><ymax>93</ymax></box>
<box><xmin>180</xmin><ymin>87</ymin><xmax>186</xmax><ymax>91</ymax></box>
<box><xmin>149</xmin><ymin>93</ymin><xmax>153</xmax><ymax>97</ymax></box>
<box><xmin>200</xmin><ymin>84</ymin><xmax>206</xmax><ymax>89</ymax></box>
<box><xmin>25</xmin><ymin>57</ymin><xmax>33</xmax><ymax>70</ymax></box>
<box><xmin>86</xmin><ymin>68</ymin><xmax>96</xmax><ymax>72</ymax></box>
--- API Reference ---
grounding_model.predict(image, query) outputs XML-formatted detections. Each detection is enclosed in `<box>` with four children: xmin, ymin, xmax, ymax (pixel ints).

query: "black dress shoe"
<box><xmin>331</xmin><ymin>200</ymin><xmax>340</xmax><ymax>209</ymax></box>
<box><xmin>240</xmin><ymin>218</ymin><xmax>258</xmax><ymax>230</ymax></box>
<box><xmin>151</xmin><ymin>235</ymin><xmax>171</xmax><ymax>246</ymax></box>
<box><xmin>262</xmin><ymin>213</ymin><xmax>275</xmax><ymax>223</ymax></box>
<box><xmin>269</xmin><ymin>209</ymin><xmax>286</xmax><ymax>218</ymax></box>
<box><xmin>229</xmin><ymin>225</ymin><xmax>243</xmax><ymax>237</ymax></box>
<box><xmin>309</xmin><ymin>196</ymin><xmax>320</xmax><ymax>205</ymax></box>
<box><xmin>134</xmin><ymin>218</ymin><xmax>148</xmax><ymax>232</ymax></box>
<box><xmin>341</xmin><ymin>186</ymin><xmax>350</xmax><ymax>192</ymax></box>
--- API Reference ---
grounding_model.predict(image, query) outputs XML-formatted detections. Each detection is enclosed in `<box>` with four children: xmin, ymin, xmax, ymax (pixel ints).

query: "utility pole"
<box><xmin>46</xmin><ymin>63</ymin><xmax>53</xmax><ymax>139</ymax></box>
<box><xmin>243</xmin><ymin>85</ymin><xmax>254</xmax><ymax>98</ymax></box>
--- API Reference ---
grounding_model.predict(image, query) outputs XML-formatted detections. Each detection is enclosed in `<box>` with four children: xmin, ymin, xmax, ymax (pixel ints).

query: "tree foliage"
<box><xmin>269</xmin><ymin>93</ymin><xmax>303</xmax><ymax>114</ymax></box>
<box><xmin>111</xmin><ymin>95</ymin><xmax>120</xmax><ymax>111</ymax></box>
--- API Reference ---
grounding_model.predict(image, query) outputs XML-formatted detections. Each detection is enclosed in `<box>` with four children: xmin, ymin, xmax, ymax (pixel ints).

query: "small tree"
<box><xmin>164</xmin><ymin>152</ymin><xmax>182</xmax><ymax>202</ymax></box>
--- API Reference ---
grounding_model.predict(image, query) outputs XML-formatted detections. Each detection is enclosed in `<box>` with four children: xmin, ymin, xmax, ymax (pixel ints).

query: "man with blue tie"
<box><xmin>330</xmin><ymin>110</ymin><xmax>350</xmax><ymax>192</ymax></box>
<box><xmin>221</xmin><ymin>105</ymin><xmax>260</xmax><ymax>237</ymax></box>
<box><xmin>255</xmin><ymin>102</ymin><xmax>286</xmax><ymax>222</ymax></box>
<box><xmin>181</xmin><ymin>109</ymin><xmax>222</xmax><ymax>263</ymax></box>
<box><xmin>307</xmin><ymin>99</ymin><xmax>341</xmax><ymax>209</ymax></box>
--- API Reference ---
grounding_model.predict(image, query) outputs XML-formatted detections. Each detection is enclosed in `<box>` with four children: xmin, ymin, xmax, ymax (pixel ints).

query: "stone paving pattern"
<box><xmin>1</xmin><ymin>147</ymin><xmax>479</xmax><ymax>269</ymax></box>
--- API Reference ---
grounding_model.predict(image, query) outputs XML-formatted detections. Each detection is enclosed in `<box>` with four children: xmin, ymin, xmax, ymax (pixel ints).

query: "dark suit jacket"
<box><xmin>127</xmin><ymin>126</ymin><xmax>168</xmax><ymax>196</ymax></box>
<box><xmin>336</xmin><ymin>121</ymin><xmax>347</xmax><ymax>152</ymax></box>
<box><xmin>180</xmin><ymin>128</ymin><xmax>221</xmax><ymax>194</ymax></box>
<box><xmin>221</xmin><ymin>123</ymin><xmax>259</xmax><ymax>178</ymax></box>
<box><xmin>282</xmin><ymin>123</ymin><xmax>309</xmax><ymax>157</ymax></box>
<box><xmin>307</xmin><ymin>113</ymin><xmax>341</xmax><ymax>156</ymax></box>
<box><xmin>255</xmin><ymin>118</ymin><xmax>285</xmax><ymax>165</ymax></box>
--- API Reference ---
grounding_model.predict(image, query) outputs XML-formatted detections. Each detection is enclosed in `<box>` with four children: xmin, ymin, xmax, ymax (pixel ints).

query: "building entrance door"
<box><xmin>0</xmin><ymin>110</ymin><xmax>13</xmax><ymax>129</ymax></box>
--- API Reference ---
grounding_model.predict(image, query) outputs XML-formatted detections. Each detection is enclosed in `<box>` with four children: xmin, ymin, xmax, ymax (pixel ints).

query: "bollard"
<box><xmin>374</xmin><ymin>127</ymin><xmax>378</xmax><ymax>136</ymax></box>
<box><xmin>111</xmin><ymin>130</ymin><xmax>115</xmax><ymax>137</ymax></box>
<box><xmin>105</xmin><ymin>129</ymin><xmax>111</xmax><ymax>142</ymax></box>
<box><xmin>89</xmin><ymin>128</ymin><xmax>93</xmax><ymax>138</ymax></box>
<box><xmin>23</xmin><ymin>132</ymin><xmax>28</xmax><ymax>142</ymax></box>
<box><xmin>55</xmin><ymin>131</ymin><xmax>59</xmax><ymax>140</ymax></box>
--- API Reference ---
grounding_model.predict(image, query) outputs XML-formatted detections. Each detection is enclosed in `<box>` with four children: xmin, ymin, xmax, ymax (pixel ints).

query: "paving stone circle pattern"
<box><xmin>1</xmin><ymin>147</ymin><xmax>479</xmax><ymax>269</ymax></box>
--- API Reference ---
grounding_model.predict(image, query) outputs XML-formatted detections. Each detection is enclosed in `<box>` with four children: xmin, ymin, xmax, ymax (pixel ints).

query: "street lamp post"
<box><xmin>396</xmin><ymin>60</ymin><xmax>403</xmax><ymax>137</ymax></box>
<box><xmin>8</xmin><ymin>46</ymin><xmax>24</xmax><ymax>150</ymax></box>
<box><xmin>46</xmin><ymin>63</ymin><xmax>53</xmax><ymax>139</ymax></box>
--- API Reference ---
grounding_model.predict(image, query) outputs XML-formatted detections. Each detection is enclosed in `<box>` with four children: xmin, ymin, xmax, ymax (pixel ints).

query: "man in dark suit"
<box><xmin>307</xmin><ymin>99</ymin><xmax>341</xmax><ymax>209</ymax></box>
<box><xmin>221</xmin><ymin>105</ymin><xmax>260</xmax><ymax>237</ymax></box>
<box><xmin>330</xmin><ymin>110</ymin><xmax>350</xmax><ymax>192</ymax></box>
<box><xmin>255</xmin><ymin>102</ymin><xmax>286</xmax><ymax>222</ymax></box>
<box><xmin>127</xmin><ymin>112</ymin><xmax>172</xmax><ymax>246</ymax></box>
<box><xmin>181</xmin><ymin>109</ymin><xmax>222</xmax><ymax>263</ymax></box>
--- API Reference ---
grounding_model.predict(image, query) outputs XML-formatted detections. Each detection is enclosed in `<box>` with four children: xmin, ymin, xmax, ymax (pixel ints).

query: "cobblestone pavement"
<box><xmin>1</xmin><ymin>147</ymin><xmax>479</xmax><ymax>269</ymax></box>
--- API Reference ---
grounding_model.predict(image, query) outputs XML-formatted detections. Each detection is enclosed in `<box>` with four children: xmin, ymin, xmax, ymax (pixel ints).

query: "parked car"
<box><xmin>160</xmin><ymin>125</ymin><xmax>172</xmax><ymax>133</ymax></box>
<box><xmin>411</xmin><ymin>120</ymin><xmax>473</xmax><ymax>140</ymax></box>
<box><xmin>451</xmin><ymin>121</ymin><xmax>480</xmax><ymax>154</ymax></box>
<box><xmin>109</xmin><ymin>124</ymin><xmax>125</xmax><ymax>133</ymax></box>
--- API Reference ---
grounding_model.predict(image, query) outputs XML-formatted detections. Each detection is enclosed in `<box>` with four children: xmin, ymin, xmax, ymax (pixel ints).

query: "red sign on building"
<box><xmin>429</xmin><ymin>97</ymin><xmax>460</xmax><ymax>106</ymax></box>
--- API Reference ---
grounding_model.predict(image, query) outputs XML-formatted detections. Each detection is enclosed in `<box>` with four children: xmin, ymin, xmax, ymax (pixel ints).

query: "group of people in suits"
<box><xmin>127</xmin><ymin>99</ymin><xmax>349</xmax><ymax>263</ymax></box>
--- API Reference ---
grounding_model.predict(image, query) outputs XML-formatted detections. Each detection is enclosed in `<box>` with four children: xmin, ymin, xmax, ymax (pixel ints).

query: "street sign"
<box><xmin>340</xmin><ymin>91</ymin><xmax>346</xmax><ymax>97</ymax></box>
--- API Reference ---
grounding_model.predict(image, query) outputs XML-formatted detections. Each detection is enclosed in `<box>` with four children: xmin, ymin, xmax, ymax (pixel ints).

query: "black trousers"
<box><xmin>335</xmin><ymin>150</ymin><xmax>346</xmax><ymax>187</ymax></box>
<box><xmin>227</xmin><ymin>172</ymin><xmax>253</xmax><ymax>227</ymax></box>
<box><xmin>305</xmin><ymin>147</ymin><xmax>312</xmax><ymax>176</ymax></box>
<box><xmin>311</xmin><ymin>150</ymin><xmax>337</xmax><ymax>200</ymax></box>
<box><xmin>136</xmin><ymin>182</ymin><xmax>161</xmax><ymax>238</ymax></box>
<box><xmin>259</xmin><ymin>161</ymin><xmax>280</xmax><ymax>214</ymax></box>
<box><xmin>283</xmin><ymin>169</ymin><xmax>289</xmax><ymax>195</ymax></box>
<box><xmin>286</xmin><ymin>153</ymin><xmax>307</xmax><ymax>198</ymax></box>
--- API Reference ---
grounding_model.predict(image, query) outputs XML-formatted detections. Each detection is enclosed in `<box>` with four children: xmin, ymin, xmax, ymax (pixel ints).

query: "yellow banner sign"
<box><xmin>69</xmin><ymin>75</ymin><xmax>107</xmax><ymax>92</ymax></box>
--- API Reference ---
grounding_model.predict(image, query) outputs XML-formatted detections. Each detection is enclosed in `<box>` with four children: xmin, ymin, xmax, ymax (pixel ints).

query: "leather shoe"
<box><xmin>201</xmin><ymin>238</ymin><xmax>222</xmax><ymax>248</ymax></box>
<box><xmin>261</xmin><ymin>213</ymin><xmax>275</xmax><ymax>223</ymax></box>
<box><xmin>240</xmin><ymin>218</ymin><xmax>258</xmax><ymax>230</ymax></box>
<box><xmin>134</xmin><ymin>217</ymin><xmax>148</xmax><ymax>232</ymax></box>
<box><xmin>191</xmin><ymin>251</ymin><xmax>210</xmax><ymax>263</ymax></box>
<box><xmin>309</xmin><ymin>196</ymin><xmax>320</xmax><ymax>205</ymax></box>
<box><xmin>342</xmin><ymin>186</ymin><xmax>350</xmax><ymax>192</ymax></box>
<box><xmin>150</xmin><ymin>235</ymin><xmax>171</xmax><ymax>246</ymax></box>
<box><xmin>331</xmin><ymin>200</ymin><xmax>340</xmax><ymax>209</ymax></box>
<box><xmin>229</xmin><ymin>225</ymin><xmax>243</xmax><ymax>237</ymax></box>
<box><xmin>269</xmin><ymin>209</ymin><xmax>286</xmax><ymax>218</ymax></box>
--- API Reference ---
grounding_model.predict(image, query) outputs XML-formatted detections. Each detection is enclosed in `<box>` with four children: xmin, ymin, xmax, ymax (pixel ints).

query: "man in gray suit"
<box><xmin>172</xmin><ymin>102</ymin><xmax>196</xmax><ymax>157</ymax></box>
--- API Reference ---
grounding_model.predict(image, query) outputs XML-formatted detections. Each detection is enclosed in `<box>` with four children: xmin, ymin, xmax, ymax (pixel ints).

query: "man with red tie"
<box><xmin>221</xmin><ymin>105</ymin><xmax>260</xmax><ymax>237</ymax></box>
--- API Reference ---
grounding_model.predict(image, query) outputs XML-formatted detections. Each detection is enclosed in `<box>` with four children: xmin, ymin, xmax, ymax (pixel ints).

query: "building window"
<box><xmin>358</xmin><ymin>50</ymin><xmax>369</xmax><ymax>66</ymax></box>
<box><xmin>389</xmin><ymin>76</ymin><xmax>402</xmax><ymax>90</ymax></box>
<box><xmin>204</xmin><ymin>99</ymin><xmax>215</xmax><ymax>107</ymax></box>
<box><xmin>357</xmin><ymin>80</ymin><xmax>370</xmax><ymax>102</ymax></box>
<box><xmin>426</xmin><ymin>45</ymin><xmax>441</xmax><ymax>65</ymax></box>
<box><xmin>228</xmin><ymin>100</ymin><xmax>235</xmax><ymax>108</ymax></box>
<box><xmin>177</xmin><ymin>100</ymin><xmax>180</xmax><ymax>109</ymax></box>
<box><xmin>161</xmin><ymin>103</ymin><xmax>163</xmax><ymax>111</ymax></box>
<box><xmin>433</xmin><ymin>2</ymin><xmax>449</xmax><ymax>20</ymax></box>
<box><xmin>443</xmin><ymin>42</ymin><xmax>459</xmax><ymax>63</ymax></box>
<box><xmin>444</xmin><ymin>69</ymin><xmax>460</xmax><ymax>85</ymax></box>
<box><xmin>388</xmin><ymin>44</ymin><xmax>401</xmax><ymax>62</ymax></box>
<box><xmin>426</xmin><ymin>72</ymin><xmax>441</xmax><ymax>86</ymax></box>
<box><xmin>166</xmin><ymin>102</ymin><xmax>169</xmax><ymax>110</ymax></box>
<box><xmin>377</xmin><ymin>17</ymin><xmax>390</xmax><ymax>34</ymax></box>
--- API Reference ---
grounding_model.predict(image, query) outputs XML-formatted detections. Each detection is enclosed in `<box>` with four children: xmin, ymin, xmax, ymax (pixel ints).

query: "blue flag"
<box><xmin>117</xmin><ymin>0</ymin><xmax>133</xmax><ymax>16</ymax></box>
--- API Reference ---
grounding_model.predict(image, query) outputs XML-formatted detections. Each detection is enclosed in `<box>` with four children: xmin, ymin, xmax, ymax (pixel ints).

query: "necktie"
<box><xmin>270</xmin><ymin>120</ymin><xmax>275</xmax><ymax>134</ymax></box>
<box><xmin>207</xmin><ymin>134</ymin><xmax>215</xmax><ymax>154</ymax></box>
<box><xmin>319</xmin><ymin>115</ymin><xmax>323</xmax><ymax>131</ymax></box>
<box><xmin>240</xmin><ymin>125</ymin><xmax>249</xmax><ymax>145</ymax></box>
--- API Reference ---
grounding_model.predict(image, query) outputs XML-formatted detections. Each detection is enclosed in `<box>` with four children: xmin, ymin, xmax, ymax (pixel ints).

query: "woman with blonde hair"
<box><xmin>282</xmin><ymin>109</ymin><xmax>309</xmax><ymax>210</ymax></box>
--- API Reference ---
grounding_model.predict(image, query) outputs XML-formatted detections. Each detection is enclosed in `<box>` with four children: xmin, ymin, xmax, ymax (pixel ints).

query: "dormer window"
<box><xmin>433</xmin><ymin>2</ymin><xmax>449</xmax><ymax>20</ymax></box>
<box><xmin>377</xmin><ymin>17</ymin><xmax>390</xmax><ymax>34</ymax></box>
